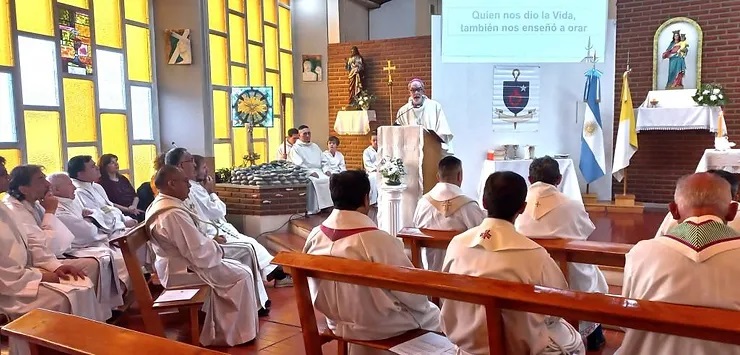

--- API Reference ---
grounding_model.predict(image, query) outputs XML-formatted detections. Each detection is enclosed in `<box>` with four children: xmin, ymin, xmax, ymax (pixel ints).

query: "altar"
<box><xmin>476</xmin><ymin>158</ymin><xmax>582</xmax><ymax>205</ymax></box>
<box><xmin>695</xmin><ymin>149</ymin><xmax>740</xmax><ymax>173</ymax></box>
<box><xmin>636</xmin><ymin>89</ymin><xmax>726</xmax><ymax>133</ymax></box>
<box><xmin>333</xmin><ymin>110</ymin><xmax>376</xmax><ymax>135</ymax></box>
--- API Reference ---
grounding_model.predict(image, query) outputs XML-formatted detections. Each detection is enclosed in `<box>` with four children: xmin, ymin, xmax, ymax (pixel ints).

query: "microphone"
<box><xmin>394</xmin><ymin>105</ymin><xmax>415</xmax><ymax>125</ymax></box>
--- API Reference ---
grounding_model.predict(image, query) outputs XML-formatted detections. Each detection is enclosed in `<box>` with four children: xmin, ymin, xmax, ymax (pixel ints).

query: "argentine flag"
<box><xmin>579</xmin><ymin>69</ymin><xmax>607</xmax><ymax>184</ymax></box>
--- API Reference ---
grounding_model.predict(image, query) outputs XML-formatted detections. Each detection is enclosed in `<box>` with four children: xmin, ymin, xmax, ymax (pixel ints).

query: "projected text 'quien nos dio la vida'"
<box><xmin>459</xmin><ymin>10</ymin><xmax>587</xmax><ymax>33</ymax></box>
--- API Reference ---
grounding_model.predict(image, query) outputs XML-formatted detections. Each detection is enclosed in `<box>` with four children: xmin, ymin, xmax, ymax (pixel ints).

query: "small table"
<box><xmin>476</xmin><ymin>158</ymin><xmax>582</xmax><ymax>205</ymax></box>
<box><xmin>695</xmin><ymin>149</ymin><xmax>740</xmax><ymax>173</ymax></box>
<box><xmin>334</xmin><ymin>110</ymin><xmax>376</xmax><ymax>135</ymax></box>
<box><xmin>636</xmin><ymin>89</ymin><xmax>725</xmax><ymax>133</ymax></box>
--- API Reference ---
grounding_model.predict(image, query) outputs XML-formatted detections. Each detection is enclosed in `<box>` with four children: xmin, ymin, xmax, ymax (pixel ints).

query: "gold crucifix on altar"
<box><xmin>383</xmin><ymin>60</ymin><xmax>397</xmax><ymax>122</ymax></box>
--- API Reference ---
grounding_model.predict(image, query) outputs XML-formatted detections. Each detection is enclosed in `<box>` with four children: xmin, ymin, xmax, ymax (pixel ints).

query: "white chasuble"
<box><xmin>322</xmin><ymin>150</ymin><xmax>346</xmax><ymax>175</ymax></box>
<box><xmin>3</xmin><ymin>196</ymin><xmax>73</xmax><ymax>265</ymax></box>
<box><xmin>72</xmin><ymin>179</ymin><xmax>132</xmax><ymax>232</ymax></box>
<box><xmin>395</xmin><ymin>96</ymin><xmax>454</xmax><ymax>152</ymax></box>
<box><xmin>441</xmin><ymin>218</ymin><xmax>585</xmax><ymax>355</ymax></box>
<box><xmin>618</xmin><ymin>215</ymin><xmax>740</xmax><ymax>355</ymax></box>
<box><xmin>145</xmin><ymin>194</ymin><xmax>260</xmax><ymax>346</ymax></box>
<box><xmin>362</xmin><ymin>146</ymin><xmax>379</xmax><ymax>205</ymax></box>
<box><xmin>288</xmin><ymin>141</ymin><xmax>333</xmax><ymax>213</ymax></box>
<box><xmin>514</xmin><ymin>182</ymin><xmax>607</xmax><ymax>336</ymax></box>
<box><xmin>304</xmin><ymin>210</ymin><xmax>440</xmax><ymax>355</ymax></box>
<box><xmin>412</xmin><ymin>182</ymin><xmax>485</xmax><ymax>271</ymax></box>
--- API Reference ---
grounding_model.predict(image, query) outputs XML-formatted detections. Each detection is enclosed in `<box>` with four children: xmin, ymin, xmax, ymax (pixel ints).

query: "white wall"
<box><xmin>340</xmin><ymin>1</ymin><xmax>370</xmax><ymax>42</ymax></box>
<box><xmin>431</xmin><ymin>16</ymin><xmax>617</xmax><ymax>200</ymax></box>
<box><xmin>369</xmin><ymin>0</ymin><xmax>417</xmax><ymax>40</ymax></box>
<box><xmin>292</xmin><ymin>0</ymin><xmax>330</xmax><ymax>145</ymax></box>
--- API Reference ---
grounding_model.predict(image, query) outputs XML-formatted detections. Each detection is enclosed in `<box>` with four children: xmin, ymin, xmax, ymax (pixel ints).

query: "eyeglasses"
<box><xmin>409</xmin><ymin>87</ymin><xmax>423</xmax><ymax>93</ymax></box>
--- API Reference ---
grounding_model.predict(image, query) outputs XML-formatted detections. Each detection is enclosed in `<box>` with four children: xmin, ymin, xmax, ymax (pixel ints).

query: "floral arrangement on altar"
<box><xmin>693</xmin><ymin>83</ymin><xmax>727</xmax><ymax>107</ymax></box>
<box><xmin>350</xmin><ymin>90</ymin><xmax>376</xmax><ymax>111</ymax></box>
<box><xmin>378</xmin><ymin>156</ymin><xmax>406</xmax><ymax>186</ymax></box>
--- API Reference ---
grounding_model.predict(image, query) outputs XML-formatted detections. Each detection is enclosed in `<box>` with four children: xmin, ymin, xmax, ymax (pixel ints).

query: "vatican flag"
<box><xmin>612</xmin><ymin>71</ymin><xmax>638</xmax><ymax>182</ymax></box>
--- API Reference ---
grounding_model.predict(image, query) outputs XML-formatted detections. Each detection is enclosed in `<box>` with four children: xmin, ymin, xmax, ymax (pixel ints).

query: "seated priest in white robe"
<box><xmin>0</xmin><ymin>157</ymin><xmax>105</xmax><ymax>327</ymax></box>
<box><xmin>395</xmin><ymin>78</ymin><xmax>454</xmax><ymax>153</ymax></box>
<box><xmin>514</xmin><ymin>156</ymin><xmax>608</xmax><ymax>350</ymax></box>
<box><xmin>413</xmin><ymin>156</ymin><xmax>485</xmax><ymax>271</ymax></box>
<box><xmin>276</xmin><ymin>127</ymin><xmax>299</xmax><ymax>160</ymax></box>
<box><xmin>288</xmin><ymin>125</ymin><xmax>333</xmax><ymax>214</ymax></box>
<box><xmin>304</xmin><ymin>171</ymin><xmax>440</xmax><ymax>355</ymax></box>
<box><xmin>67</xmin><ymin>155</ymin><xmax>137</xmax><ymax>230</ymax></box>
<box><xmin>47</xmin><ymin>173</ymin><xmax>129</xmax><ymax>310</ymax></box>
<box><xmin>655</xmin><ymin>169</ymin><xmax>740</xmax><ymax>237</ymax></box>
<box><xmin>619</xmin><ymin>173</ymin><xmax>740</xmax><ymax>355</ymax></box>
<box><xmin>2</xmin><ymin>164</ymin><xmax>108</xmax><ymax>321</ymax></box>
<box><xmin>145</xmin><ymin>166</ymin><xmax>261</xmax><ymax>346</ymax></box>
<box><xmin>362</xmin><ymin>134</ymin><xmax>379</xmax><ymax>205</ymax></box>
<box><xmin>441</xmin><ymin>171</ymin><xmax>584</xmax><ymax>355</ymax></box>
<box><xmin>322</xmin><ymin>136</ymin><xmax>346</xmax><ymax>176</ymax></box>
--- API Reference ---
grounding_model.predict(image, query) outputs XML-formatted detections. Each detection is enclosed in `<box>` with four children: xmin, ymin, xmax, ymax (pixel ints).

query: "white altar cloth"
<box><xmin>476</xmin><ymin>159</ymin><xmax>582</xmax><ymax>205</ymax></box>
<box><xmin>334</xmin><ymin>110</ymin><xmax>376</xmax><ymax>135</ymax></box>
<box><xmin>636</xmin><ymin>90</ymin><xmax>725</xmax><ymax>133</ymax></box>
<box><xmin>695</xmin><ymin>149</ymin><xmax>740</xmax><ymax>173</ymax></box>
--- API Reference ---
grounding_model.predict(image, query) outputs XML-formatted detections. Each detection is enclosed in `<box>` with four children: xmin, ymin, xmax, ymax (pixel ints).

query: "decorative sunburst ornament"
<box><xmin>231</xmin><ymin>86</ymin><xmax>274</xmax><ymax>128</ymax></box>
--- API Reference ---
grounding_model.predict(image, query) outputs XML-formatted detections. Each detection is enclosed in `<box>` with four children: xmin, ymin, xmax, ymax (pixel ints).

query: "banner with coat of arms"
<box><xmin>492</xmin><ymin>66</ymin><xmax>541</xmax><ymax>132</ymax></box>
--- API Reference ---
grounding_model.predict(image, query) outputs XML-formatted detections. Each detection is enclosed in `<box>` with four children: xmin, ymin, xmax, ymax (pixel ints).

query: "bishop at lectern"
<box><xmin>395</xmin><ymin>78</ymin><xmax>454</xmax><ymax>152</ymax></box>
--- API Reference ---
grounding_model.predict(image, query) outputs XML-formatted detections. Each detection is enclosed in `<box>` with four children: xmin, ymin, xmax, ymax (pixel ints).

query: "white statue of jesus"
<box><xmin>395</xmin><ymin>78</ymin><xmax>454</xmax><ymax>153</ymax></box>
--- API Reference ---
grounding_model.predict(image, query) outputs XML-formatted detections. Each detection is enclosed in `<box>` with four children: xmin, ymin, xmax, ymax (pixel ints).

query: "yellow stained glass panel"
<box><xmin>252</xmin><ymin>127</ymin><xmax>266</xmax><ymax>139</ymax></box>
<box><xmin>228</xmin><ymin>0</ymin><xmax>244</xmax><ymax>13</ymax></box>
<box><xmin>263</xmin><ymin>0</ymin><xmax>276</xmax><ymax>24</ymax></box>
<box><xmin>284</xmin><ymin>96</ymin><xmax>293</xmax><ymax>130</ymax></box>
<box><xmin>25</xmin><ymin>111</ymin><xmax>62</xmax><ymax>172</ymax></box>
<box><xmin>63</xmin><ymin>79</ymin><xmax>97</xmax><ymax>142</ymax></box>
<box><xmin>214</xmin><ymin>143</ymin><xmax>232</xmax><ymax>170</ymax></box>
<box><xmin>16</xmin><ymin>0</ymin><xmax>54</xmax><ymax>36</ymax></box>
<box><xmin>125</xmin><ymin>25</ymin><xmax>151</xmax><ymax>82</ymax></box>
<box><xmin>58</xmin><ymin>0</ymin><xmax>88</xmax><ymax>8</ymax></box>
<box><xmin>0</xmin><ymin>0</ymin><xmax>13</xmax><ymax>65</ymax></box>
<box><xmin>266</xmin><ymin>124</ymin><xmax>280</xmax><ymax>162</ymax></box>
<box><xmin>253</xmin><ymin>141</ymin><xmax>267</xmax><ymax>164</ymax></box>
<box><xmin>231</xmin><ymin>65</ymin><xmax>247</xmax><ymax>86</ymax></box>
<box><xmin>264</xmin><ymin>26</ymin><xmax>278</xmax><ymax>70</ymax></box>
<box><xmin>246</xmin><ymin>0</ymin><xmax>262</xmax><ymax>42</ymax></box>
<box><xmin>0</xmin><ymin>149</ymin><xmax>21</xmax><ymax>170</ymax></box>
<box><xmin>209</xmin><ymin>34</ymin><xmax>228</xmax><ymax>86</ymax></box>
<box><xmin>232</xmin><ymin>127</ymin><xmax>247</xmax><ymax>163</ymax></box>
<box><xmin>100</xmin><ymin>113</ymin><xmax>130</xmax><ymax>169</ymax></box>
<box><xmin>124</xmin><ymin>0</ymin><xmax>149</xmax><ymax>24</ymax></box>
<box><xmin>248</xmin><ymin>44</ymin><xmax>264</xmax><ymax>85</ymax></box>
<box><xmin>208</xmin><ymin>0</ymin><xmax>226</xmax><ymax>32</ymax></box>
<box><xmin>132</xmin><ymin>144</ymin><xmax>156</xmax><ymax>188</ymax></box>
<box><xmin>94</xmin><ymin>0</ymin><xmax>122</xmax><ymax>48</ymax></box>
<box><xmin>68</xmin><ymin>146</ymin><xmax>98</xmax><ymax>161</ymax></box>
<box><xmin>266</xmin><ymin>72</ymin><xmax>281</xmax><ymax>113</ymax></box>
<box><xmin>229</xmin><ymin>15</ymin><xmax>246</xmax><ymax>64</ymax></box>
<box><xmin>280</xmin><ymin>52</ymin><xmax>293</xmax><ymax>94</ymax></box>
<box><xmin>213</xmin><ymin>90</ymin><xmax>230</xmax><ymax>139</ymax></box>
<box><xmin>278</xmin><ymin>6</ymin><xmax>291</xmax><ymax>50</ymax></box>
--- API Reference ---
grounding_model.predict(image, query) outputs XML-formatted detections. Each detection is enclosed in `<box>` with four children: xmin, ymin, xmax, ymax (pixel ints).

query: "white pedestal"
<box><xmin>377</xmin><ymin>184</ymin><xmax>407</xmax><ymax>237</ymax></box>
<box><xmin>334</xmin><ymin>110</ymin><xmax>376</xmax><ymax>135</ymax></box>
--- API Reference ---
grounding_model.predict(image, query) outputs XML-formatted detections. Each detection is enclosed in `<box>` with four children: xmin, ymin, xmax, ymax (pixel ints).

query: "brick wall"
<box><xmin>327</xmin><ymin>36</ymin><xmax>432</xmax><ymax>169</ymax></box>
<box><xmin>215</xmin><ymin>184</ymin><xmax>307</xmax><ymax>216</ymax></box>
<box><xmin>613</xmin><ymin>1</ymin><xmax>740</xmax><ymax>203</ymax></box>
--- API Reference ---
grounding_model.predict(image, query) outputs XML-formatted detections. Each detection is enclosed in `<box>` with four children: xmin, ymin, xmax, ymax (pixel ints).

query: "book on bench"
<box><xmin>388</xmin><ymin>332</ymin><xmax>456</xmax><ymax>355</ymax></box>
<box><xmin>155</xmin><ymin>289</ymin><xmax>200</xmax><ymax>303</ymax></box>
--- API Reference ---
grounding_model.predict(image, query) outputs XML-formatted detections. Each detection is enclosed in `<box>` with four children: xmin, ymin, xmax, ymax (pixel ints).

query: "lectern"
<box><xmin>377</xmin><ymin>125</ymin><xmax>444</xmax><ymax>231</ymax></box>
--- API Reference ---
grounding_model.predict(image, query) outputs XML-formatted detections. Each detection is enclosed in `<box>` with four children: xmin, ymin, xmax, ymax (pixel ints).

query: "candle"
<box><xmin>718</xmin><ymin>108</ymin><xmax>724</xmax><ymax>137</ymax></box>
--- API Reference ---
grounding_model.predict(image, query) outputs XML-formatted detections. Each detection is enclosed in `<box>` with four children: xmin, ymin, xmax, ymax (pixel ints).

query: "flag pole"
<box><xmin>622</xmin><ymin>51</ymin><xmax>631</xmax><ymax>197</ymax></box>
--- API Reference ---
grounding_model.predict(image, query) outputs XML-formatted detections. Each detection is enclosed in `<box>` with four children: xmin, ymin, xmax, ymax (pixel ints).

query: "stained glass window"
<box><xmin>124</xmin><ymin>0</ymin><xmax>149</xmax><ymax>24</ymax></box>
<box><xmin>15</xmin><ymin>0</ymin><xmax>54</xmax><ymax>36</ymax></box>
<box><xmin>231</xmin><ymin>65</ymin><xmax>247</xmax><ymax>86</ymax></box>
<box><xmin>213</xmin><ymin>90</ymin><xmax>230</xmax><ymax>139</ymax></box>
<box><xmin>209</xmin><ymin>34</ymin><xmax>228</xmax><ymax>86</ymax></box>
<box><xmin>228</xmin><ymin>0</ymin><xmax>244</xmax><ymax>13</ymax></box>
<box><xmin>93</xmin><ymin>0</ymin><xmax>123</xmax><ymax>48</ymax></box>
<box><xmin>58</xmin><ymin>0</ymin><xmax>89</xmax><ymax>9</ymax></box>
<box><xmin>0</xmin><ymin>73</ymin><xmax>16</xmax><ymax>142</ymax></box>
<box><xmin>0</xmin><ymin>149</ymin><xmax>21</xmax><ymax>170</ymax></box>
<box><xmin>248</xmin><ymin>44</ymin><xmax>264</xmax><ymax>86</ymax></box>
<box><xmin>63</xmin><ymin>78</ymin><xmax>97</xmax><ymax>142</ymax></box>
<box><xmin>100</xmin><ymin>113</ymin><xmax>130</xmax><ymax>169</ymax></box>
<box><xmin>132</xmin><ymin>144</ymin><xmax>156</xmax><ymax>187</ymax></box>
<box><xmin>125</xmin><ymin>25</ymin><xmax>151</xmax><ymax>82</ymax></box>
<box><xmin>214</xmin><ymin>143</ymin><xmax>232</xmax><ymax>170</ymax></box>
<box><xmin>24</xmin><ymin>110</ymin><xmax>63</xmax><ymax>172</ymax></box>
<box><xmin>246</xmin><ymin>0</ymin><xmax>262</xmax><ymax>42</ymax></box>
<box><xmin>18</xmin><ymin>36</ymin><xmax>59</xmax><ymax>106</ymax></box>
<box><xmin>130</xmin><ymin>86</ymin><xmax>154</xmax><ymax>140</ymax></box>
<box><xmin>208</xmin><ymin>0</ymin><xmax>226</xmax><ymax>32</ymax></box>
<box><xmin>278</xmin><ymin>6</ymin><xmax>291</xmax><ymax>50</ymax></box>
<box><xmin>0</xmin><ymin>0</ymin><xmax>13</xmax><ymax>66</ymax></box>
<box><xmin>229</xmin><ymin>14</ymin><xmax>246</xmax><ymax>64</ymax></box>
<box><xmin>68</xmin><ymin>146</ymin><xmax>98</xmax><ymax>161</ymax></box>
<box><xmin>97</xmin><ymin>50</ymin><xmax>126</xmax><ymax>109</ymax></box>
<box><xmin>264</xmin><ymin>26</ymin><xmax>278</xmax><ymax>70</ymax></box>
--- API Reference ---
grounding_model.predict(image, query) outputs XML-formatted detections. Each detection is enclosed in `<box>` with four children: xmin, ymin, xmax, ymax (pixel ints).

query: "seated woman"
<box><xmin>98</xmin><ymin>154</ymin><xmax>143</xmax><ymax>222</ymax></box>
<box><xmin>136</xmin><ymin>153</ymin><xmax>166</xmax><ymax>212</ymax></box>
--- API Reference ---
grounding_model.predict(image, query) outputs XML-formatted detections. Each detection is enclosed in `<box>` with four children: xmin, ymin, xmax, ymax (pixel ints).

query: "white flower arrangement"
<box><xmin>351</xmin><ymin>90</ymin><xmax>376</xmax><ymax>110</ymax></box>
<box><xmin>378</xmin><ymin>156</ymin><xmax>406</xmax><ymax>185</ymax></box>
<box><xmin>693</xmin><ymin>83</ymin><xmax>727</xmax><ymax>107</ymax></box>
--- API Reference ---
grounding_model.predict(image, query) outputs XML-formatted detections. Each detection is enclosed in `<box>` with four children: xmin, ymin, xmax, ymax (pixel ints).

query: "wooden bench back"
<box><xmin>1</xmin><ymin>309</ymin><xmax>224</xmax><ymax>354</ymax></box>
<box><xmin>274</xmin><ymin>251</ymin><xmax>740</xmax><ymax>354</ymax></box>
<box><xmin>111</xmin><ymin>223</ymin><xmax>164</xmax><ymax>337</ymax></box>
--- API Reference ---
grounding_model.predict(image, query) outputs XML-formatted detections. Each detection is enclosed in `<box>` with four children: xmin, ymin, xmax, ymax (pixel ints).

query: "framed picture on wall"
<box><xmin>165</xmin><ymin>29</ymin><xmax>192</xmax><ymax>65</ymax></box>
<box><xmin>231</xmin><ymin>86</ymin><xmax>274</xmax><ymax>128</ymax></box>
<box><xmin>301</xmin><ymin>54</ymin><xmax>322</xmax><ymax>82</ymax></box>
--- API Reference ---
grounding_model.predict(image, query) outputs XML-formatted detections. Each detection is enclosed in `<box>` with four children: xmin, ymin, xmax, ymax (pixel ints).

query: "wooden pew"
<box><xmin>398</xmin><ymin>227</ymin><xmax>633</xmax><ymax>272</ymax></box>
<box><xmin>274</xmin><ymin>251</ymin><xmax>740</xmax><ymax>354</ymax></box>
<box><xmin>1</xmin><ymin>309</ymin><xmax>225</xmax><ymax>354</ymax></box>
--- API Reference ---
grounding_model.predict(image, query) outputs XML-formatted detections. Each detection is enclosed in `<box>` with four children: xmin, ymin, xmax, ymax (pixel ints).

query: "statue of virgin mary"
<box><xmin>661</xmin><ymin>30</ymin><xmax>689</xmax><ymax>89</ymax></box>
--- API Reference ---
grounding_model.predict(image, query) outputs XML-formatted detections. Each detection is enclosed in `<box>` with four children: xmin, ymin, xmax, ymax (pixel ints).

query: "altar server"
<box><xmin>515</xmin><ymin>156</ymin><xmax>607</xmax><ymax>349</ymax></box>
<box><xmin>145</xmin><ymin>166</ymin><xmax>261</xmax><ymax>346</ymax></box>
<box><xmin>395</xmin><ymin>78</ymin><xmax>454</xmax><ymax>152</ymax></box>
<box><xmin>441</xmin><ymin>171</ymin><xmax>584</xmax><ymax>355</ymax></box>
<box><xmin>304</xmin><ymin>170</ymin><xmax>440</xmax><ymax>355</ymax></box>
<box><xmin>47</xmin><ymin>173</ymin><xmax>129</xmax><ymax>306</ymax></box>
<box><xmin>322</xmin><ymin>136</ymin><xmax>346</xmax><ymax>175</ymax></box>
<box><xmin>277</xmin><ymin>128</ymin><xmax>299</xmax><ymax>160</ymax></box>
<box><xmin>67</xmin><ymin>155</ymin><xmax>137</xmax><ymax>229</ymax></box>
<box><xmin>362</xmin><ymin>133</ymin><xmax>379</xmax><ymax>205</ymax></box>
<box><xmin>619</xmin><ymin>173</ymin><xmax>740</xmax><ymax>355</ymax></box>
<box><xmin>655</xmin><ymin>169</ymin><xmax>740</xmax><ymax>236</ymax></box>
<box><xmin>0</xmin><ymin>158</ymin><xmax>106</xmax><ymax>326</ymax></box>
<box><xmin>288</xmin><ymin>125</ymin><xmax>333</xmax><ymax>214</ymax></box>
<box><xmin>412</xmin><ymin>156</ymin><xmax>484</xmax><ymax>271</ymax></box>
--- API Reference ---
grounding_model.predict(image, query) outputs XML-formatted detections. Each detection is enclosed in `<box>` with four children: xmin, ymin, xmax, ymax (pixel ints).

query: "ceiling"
<box><xmin>369</xmin><ymin>0</ymin><xmax>393</xmax><ymax>5</ymax></box>
<box><xmin>351</xmin><ymin>0</ymin><xmax>393</xmax><ymax>9</ymax></box>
